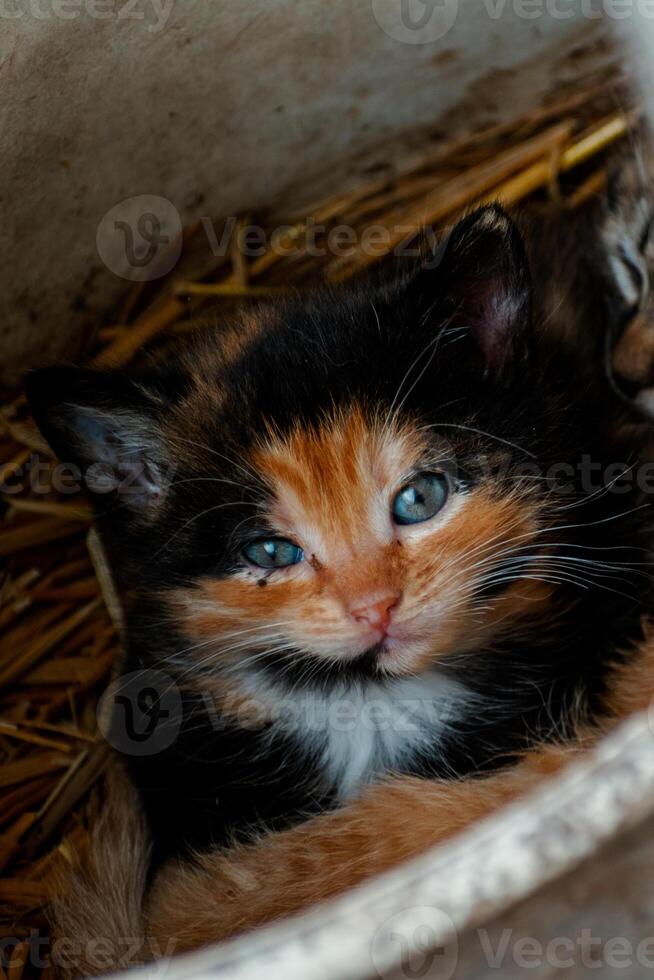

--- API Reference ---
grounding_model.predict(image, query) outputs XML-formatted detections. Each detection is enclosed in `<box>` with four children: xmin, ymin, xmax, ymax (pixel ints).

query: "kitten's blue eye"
<box><xmin>392</xmin><ymin>472</ymin><xmax>449</xmax><ymax>526</ymax></box>
<box><xmin>243</xmin><ymin>538</ymin><xmax>304</xmax><ymax>569</ymax></box>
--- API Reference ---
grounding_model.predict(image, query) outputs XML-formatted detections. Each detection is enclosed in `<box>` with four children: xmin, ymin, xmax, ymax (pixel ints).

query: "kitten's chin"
<box><xmin>348</xmin><ymin>636</ymin><xmax>439</xmax><ymax>679</ymax></box>
<box><xmin>375</xmin><ymin>644</ymin><xmax>434</xmax><ymax>677</ymax></box>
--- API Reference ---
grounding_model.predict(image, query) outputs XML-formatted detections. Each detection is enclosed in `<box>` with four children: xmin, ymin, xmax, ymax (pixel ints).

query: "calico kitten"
<box><xmin>27</xmin><ymin>199</ymin><xmax>654</xmax><ymax>895</ymax></box>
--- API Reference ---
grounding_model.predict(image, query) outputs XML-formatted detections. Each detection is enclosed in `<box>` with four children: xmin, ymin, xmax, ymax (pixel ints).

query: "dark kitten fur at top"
<box><xmin>26</xmin><ymin>201</ymin><xmax>654</xmax><ymax>871</ymax></box>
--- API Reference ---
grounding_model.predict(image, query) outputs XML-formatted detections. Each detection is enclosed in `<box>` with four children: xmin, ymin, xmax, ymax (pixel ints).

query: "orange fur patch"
<box><xmin>145</xmin><ymin>739</ymin><xmax>581</xmax><ymax>950</ymax></box>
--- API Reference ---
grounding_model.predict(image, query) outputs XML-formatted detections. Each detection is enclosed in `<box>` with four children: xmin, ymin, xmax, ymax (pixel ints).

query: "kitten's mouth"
<box><xmin>350</xmin><ymin>624</ymin><xmax>439</xmax><ymax>677</ymax></box>
<box><xmin>351</xmin><ymin>633</ymin><xmax>413</xmax><ymax>675</ymax></box>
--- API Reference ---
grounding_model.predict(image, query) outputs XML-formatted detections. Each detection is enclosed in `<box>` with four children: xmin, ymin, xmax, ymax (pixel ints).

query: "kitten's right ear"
<box><xmin>24</xmin><ymin>366</ymin><xmax>171</xmax><ymax>516</ymax></box>
<box><xmin>416</xmin><ymin>204</ymin><xmax>532</xmax><ymax>378</ymax></box>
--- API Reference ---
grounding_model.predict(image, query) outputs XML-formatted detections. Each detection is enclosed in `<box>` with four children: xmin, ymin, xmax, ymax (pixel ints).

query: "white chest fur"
<box><xmin>248</xmin><ymin>669</ymin><xmax>470</xmax><ymax>800</ymax></box>
<box><xmin>318</xmin><ymin>672</ymin><xmax>469</xmax><ymax>798</ymax></box>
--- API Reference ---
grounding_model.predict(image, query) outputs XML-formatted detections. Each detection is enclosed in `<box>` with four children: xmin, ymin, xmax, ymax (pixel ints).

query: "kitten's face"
<box><xmin>29</xmin><ymin>205</ymin><xmax>610</xmax><ymax>683</ymax></box>
<box><xmin>171</xmin><ymin>408</ymin><xmax>546</xmax><ymax>677</ymax></box>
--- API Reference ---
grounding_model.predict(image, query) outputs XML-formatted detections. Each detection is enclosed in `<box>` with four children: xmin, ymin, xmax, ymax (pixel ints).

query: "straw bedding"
<box><xmin>0</xmin><ymin>78</ymin><xmax>638</xmax><ymax>977</ymax></box>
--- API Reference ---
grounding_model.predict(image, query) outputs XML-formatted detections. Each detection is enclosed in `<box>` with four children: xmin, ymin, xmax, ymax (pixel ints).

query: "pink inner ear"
<box><xmin>451</xmin><ymin>263</ymin><xmax>529</xmax><ymax>377</ymax></box>
<box><xmin>466</xmin><ymin>279</ymin><xmax>523</xmax><ymax>373</ymax></box>
<box><xmin>434</xmin><ymin>204</ymin><xmax>531</xmax><ymax>377</ymax></box>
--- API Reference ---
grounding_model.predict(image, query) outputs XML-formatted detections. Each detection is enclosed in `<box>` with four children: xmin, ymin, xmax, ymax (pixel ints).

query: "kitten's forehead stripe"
<box><xmin>251</xmin><ymin>407</ymin><xmax>426</xmax><ymax>550</ymax></box>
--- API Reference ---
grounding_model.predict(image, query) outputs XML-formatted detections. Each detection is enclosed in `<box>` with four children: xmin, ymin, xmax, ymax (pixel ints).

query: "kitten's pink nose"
<box><xmin>349</xmin><ymin>594</ymin><xmax>399</xmax><ymax>634</ymax></box>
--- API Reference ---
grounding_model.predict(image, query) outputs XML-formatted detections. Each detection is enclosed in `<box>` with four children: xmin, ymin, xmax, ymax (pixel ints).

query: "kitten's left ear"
<box><xmin>24</xmin><ymin>365</ymin><xmax>171</xmax><ymax>518</ymax></box>
<box><xmin>420</xmin><ymin>204</ymin><xmax>532</xmax><ymax>377</ymax></box>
